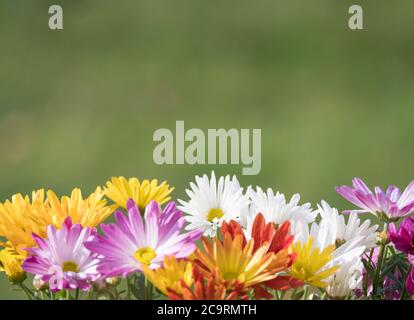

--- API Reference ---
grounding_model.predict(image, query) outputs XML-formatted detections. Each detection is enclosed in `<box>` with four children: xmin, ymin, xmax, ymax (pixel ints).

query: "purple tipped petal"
<box><xmin>144</xmin><ymin>205</ymin><xmax>160</xmax><ymax>247</ymax></box>
<box><xmin>399</xmin><ymin>203</ymin><xmax>414</xmax><ymax>216</ymax></box>
<box><xmin>175</xmin><ymin>243</ymin><xmax>197</xmax><ymax>258</ymax></box>
<box><xmin>127</xmin><ymin>203</ymin><xmax>145</xmax><ymax>242</ymax></box>
<box><xmin>398</xmin><ymin>181</ymin><xmax>414</xmax><ymax>208</ymax></box>
<box><xmin>126</xmin><ymin>198</ymin><xmax>139</xmax><ymax>212</ymax></box>
<box><xmin>188</xmin><ymin>229</ymin><xmax>203</xmax><ymax>241</ymax></box>
<box><xmin>63</xmin><ymin>216</ymin><xmax>73</xmax><ymax>230</ymax></box>
<box><xmin>352</xmin><ymin>178</ymin><xmax>372</xmax><ymax>194</ymax></box>
<box><xmin>386</xmin><ymin>185</ymin><xmax>401</xmax><ymax>202</ymax></box>
<box><xmin>162</xmin><ymin>201</ymin><xmax>180</xmax><ymax>217</ymax></box>
<box><xmin>146</xmin><ymin>200</ymin><xmax>161</xmax><ymax>217</ymax></box>
<box><xmin>336</xmin><ymin>186</ymin><xmax>367</xmax><ymax>209</ymax></box>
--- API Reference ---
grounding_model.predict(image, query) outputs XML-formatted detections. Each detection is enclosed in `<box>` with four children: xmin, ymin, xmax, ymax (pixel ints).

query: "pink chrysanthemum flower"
<box><xmin>336</xmin><ymin>178</ymin><xmax>414</xmax><ymax>221</ymax></box>
<box><xmin>85</xmin><ymin>199</ymin><xmax>202</xmax><ymax>277</ymax></box>
<box><xmin>22</xmin><ymin>217</ymin><xmax>100</xmax><ymax>292</ymax></box>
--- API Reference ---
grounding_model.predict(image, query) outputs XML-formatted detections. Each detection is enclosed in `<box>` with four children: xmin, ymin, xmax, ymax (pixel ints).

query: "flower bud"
<box><xmin>106</xmin><ymin>277</ymin><xmax>120</xmax><ymax>286</ymax></box>
<box><xmin>375</xmin><ymin>231</ymin><xmax>390</xmax><ymax>245</ymax></box>
<box><xmin>33</xmin><ymin>275</ymin><xmax>48</xmax><ymax>291</ymax></box>
<box><xmin>93</xmin><ymin>279</ymin><xmax>108</xmax><ymax>293</ymax></box>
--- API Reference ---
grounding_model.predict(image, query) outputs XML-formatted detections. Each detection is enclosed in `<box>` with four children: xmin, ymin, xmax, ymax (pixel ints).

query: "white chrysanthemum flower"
<box><xmin>316</xmin><ymin>200</ymin><xmax>378</xmax><ymax>250</ymax></box>
<box><xmin>295</xmin><ymin>206</ymin><xmax>368</xmax><ymax>298</ymax></box>
<box><xmin>242</xmin><ymin>186</ymin><xmax>316</xmax><ymax>240</ymax></box>
<box><xmin>297</xmin><ymin>213</ymin><xmax>368</xmax><ymax>260</ymax></box>
<box><xmin>325</xmin><ymin>255</ymin><xmax>364</xmax><ymax>299</ymax></box>
<box><xmin>178</xmin><ymin>171</ymin><xmax>249</xmax><ymax>237</ymax></box>
<box><xmin>295</xmin><ymin>219</ymin><xmax>366</xmax><ymax>260</ymax></box>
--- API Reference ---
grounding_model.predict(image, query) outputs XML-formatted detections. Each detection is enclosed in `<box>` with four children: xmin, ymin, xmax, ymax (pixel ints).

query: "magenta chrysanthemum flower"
<box><xmin>336</xmin><ymin>178</ymin><xmax>414</xmax><ymax>221</ymax></box>
<box><xmin>405</xmin><ymin>268</ymin><xmax>414</xmax><ymax>294</ymax></box>
<box><xmin>22</xmin><ymin>217</ymin><xmax>100</xmax><ymax>292</ymax></box>
<box><xmin>85</xmin><ymin>199</ymin><xmax>202</xmax><ymax>277</ymax></box>
<box><xmin>389</xmin><ymin>216</ymin><xmax>414</xmax><ymax>255</ymax></box>
<box><xmin>389</xmin><ymin>217</ymin><xmax>414</xmax><ymax>295</ymax></box>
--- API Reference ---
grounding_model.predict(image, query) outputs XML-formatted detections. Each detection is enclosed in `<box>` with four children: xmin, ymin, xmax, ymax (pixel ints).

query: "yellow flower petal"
<box><xmin>289</xmin><ymin>237</ymin><xmax>337</xmax><ymax>288</ymax></box>
<box><xmin>0</xmin><ymin>248</ymin><xmax>26</xmax><ymax>283</ymax></box>
<box><xmin>104</xmin><ymin>177</ymin><xmax>174</xmax><ymax>210</ymax></box>
<box><xmin>142</xmin><ymin>256</ymin><xmax>193</xmax><ymax>295</ymax></box>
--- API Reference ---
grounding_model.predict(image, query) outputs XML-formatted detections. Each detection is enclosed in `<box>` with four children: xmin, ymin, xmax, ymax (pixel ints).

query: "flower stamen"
<box><xmin>207</xmin><ymin>208</ymin><xmax>224</xmax><ymax>222</ymax></box>
<box><xmin>62</xmin><ymin>261</ymin><xmax>79</xmax><ymax>273</ymax></box>
<box><xmin>134</xmin><ymin>247</ymin><xmax>156</xmax><ymax>265</ymax></box>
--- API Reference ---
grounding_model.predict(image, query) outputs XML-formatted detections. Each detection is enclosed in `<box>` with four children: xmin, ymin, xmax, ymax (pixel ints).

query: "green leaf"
<box><xmin>128</xmin><ymin>282</ymin><xmax>145</xmax><ymax>300</ymax></box>
<box><xmin>362</xmin><ymin>259</ymin><xmax>375</xmax><ymax>280</ymax></box>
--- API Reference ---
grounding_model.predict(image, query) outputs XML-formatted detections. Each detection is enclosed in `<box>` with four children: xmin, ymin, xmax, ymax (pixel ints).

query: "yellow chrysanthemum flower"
<box><xmin>0</xmin><ymin>190</ymin><xmax>51</xmax><ymax>254</ymax></box>
<box><xmin>142</xmin><ymin>256</ymin><xmax>193</xmax><ymax>295</ymax></box>
<box><xmin>0</xmin><ymin>187</ymin><xmax>113</xmax><ymax>257</ymax></box>
<box><xmin>289</xmin><ymin>237</ymin><xmax>338</xmax><ymax>288</ymax></box>
<box><xmin>104</xmin><ymin>177</ymin><xmax>174</xmax><ymax>211</ymax></box>
<box><xmin>0</xmin><ymin>248</ymin><xmax>26</xmax><ymax>283</ymax></box>
<box><xmin>194</xmin><ymin>234</ymin><xmax>279</xmax><ymax>288</ymax></box>
<box><xmin>46</xmin><ymin>187</ymin><xmax>115</xmax><ymax>228</ymax></box>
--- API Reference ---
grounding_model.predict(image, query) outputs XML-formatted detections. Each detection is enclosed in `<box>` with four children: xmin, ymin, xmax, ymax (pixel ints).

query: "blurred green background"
<box><xmin>1</xmin><ymin>0</ymin><xmax>414</xmax><ymax>298</ymax></box>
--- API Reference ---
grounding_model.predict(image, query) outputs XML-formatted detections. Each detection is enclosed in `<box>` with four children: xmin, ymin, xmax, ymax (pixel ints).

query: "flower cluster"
<box><xmin>0</xmin><ymin>173</ymin><xmax>413</xmax><ymax>300</ymax></box>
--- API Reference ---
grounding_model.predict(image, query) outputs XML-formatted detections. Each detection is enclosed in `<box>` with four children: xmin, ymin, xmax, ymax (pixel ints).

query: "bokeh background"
<box><xmin>1</xmin><ymin>0</ymin><xmax>414</xmax><ymax>298</ymax></box>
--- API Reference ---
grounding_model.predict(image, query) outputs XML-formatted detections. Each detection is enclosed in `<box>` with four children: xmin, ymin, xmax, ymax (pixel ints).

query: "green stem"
<box><xmin>126</xmin><ymin>277</ymin><xmax>131</xmax><ymax>300</ymax></box>
<box><xmin>372</xmin><ymin>222</ymin><xmax>389</xmax><ymax>299</ymax></box>
<box><xmin>66</xmin><ymin>290</ymin><xmax>71</xmax><ymax>300</ymax></box>
<box><xmin>364</xmin><ymin>248</ymin><xmax>374</xmax><ymax>296</ymax></box>
<box><xmin>302</xmin><ymin>286</ymin><xmax>309</xmax><ymax>300</ymax></box>
<box><xmin>144</xmin><ymin>277</ymin><xmax>153</xmax><ymax>300</ymax></box>
<box><xmin>290</xmin><ymin>288</ymin><xmax>297</xmax><ymax>300</ymax></box>
<box><xmin>75</xmin><ymin>288</ymin><xmax>80</xmax><ymax>300</ymax></box>
<box><xmin>42</xmin><ymin>290</ymin><xmax>50</xmax><ymax>300</ymax></box>
<box><xmin>19</xmin><ymin>283</ymin><xmax>34</xmax><ymax>300</ymax></box>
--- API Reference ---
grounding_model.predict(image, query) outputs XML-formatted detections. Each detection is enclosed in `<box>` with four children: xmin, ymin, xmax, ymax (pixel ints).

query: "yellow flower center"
<box><xmin>134</xmin><ymin>247</ymin><xmax>156</xmax><ymax>265</ymax></box>
<box><xmin>207</xmin><ymin>208</ymin><xmax>224</xmax><ymax>222</ymax></box>
<box><xmin>293</xmin><ymin>265</ymin><xmax>312</xmax><ymax>280</ymax></box>
<box><xmin>222</xmin><ymin>271</ymin><xmax>239</xmax><ymax>281</ymax></box>
<box><xmin>62</xmin><ymin>261</ymin><xmax>79</xmax><ymax>273</ymax></box>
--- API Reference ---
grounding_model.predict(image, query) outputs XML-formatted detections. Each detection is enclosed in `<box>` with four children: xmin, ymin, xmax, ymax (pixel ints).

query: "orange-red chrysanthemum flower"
<box><xmin>192</xmin><ymin>231</ymin><xmax>290</xmax><ymax>294</ymax></box>
<box><xmin>222</xmin><ymin>213</ymin><xmax>295</xmax><ymax>255</ymax></box>
<box><xmin>167</xmin><ymin>266</ymin><xmax>248</xmax><ymax>300</ymax></box>
<box><xmin>221</xmin><ymin>213</ymin><xmax>303</xmax><ymax>297</ymax></box>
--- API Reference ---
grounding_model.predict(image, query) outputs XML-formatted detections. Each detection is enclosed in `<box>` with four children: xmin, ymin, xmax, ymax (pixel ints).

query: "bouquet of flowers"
<box><xmin>0</xmin><ymin>173</ymin><xmax>413</xmax><ymax>300</ymax></box>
